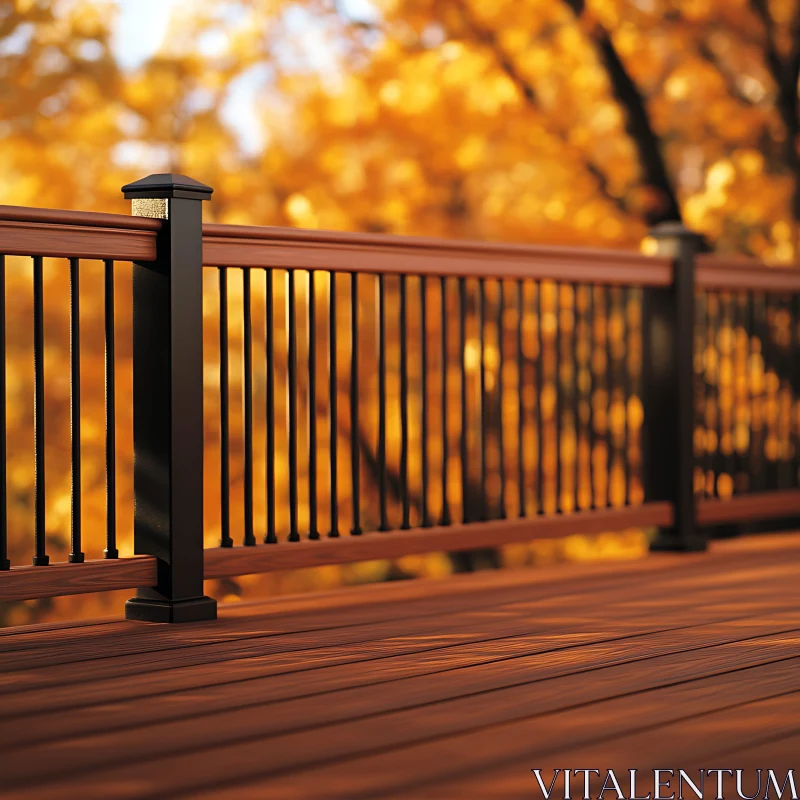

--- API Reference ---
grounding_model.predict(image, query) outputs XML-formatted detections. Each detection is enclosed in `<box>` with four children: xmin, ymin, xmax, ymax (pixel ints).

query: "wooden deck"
<box><xmin>1</xmin><ymin>533</ymin><xmax>799</xmax><ymax>799</ymax></box>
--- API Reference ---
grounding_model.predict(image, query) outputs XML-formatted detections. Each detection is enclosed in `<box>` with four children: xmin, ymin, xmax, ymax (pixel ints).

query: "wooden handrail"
<box><xmin>0</xmin><ymin>205</ymin><xmax>163</xmax><ymax>230</ymax></box>
<box><xmin>696</xmin><ymin>254</ymin><xmax>800</xmax><ymax>292</ymax></box>
<box><xmin>0</xmin><ymin>204</ymin><xmax>161</xmax><ymax>261</ymax></box>
<box><xmin>202</xmin><ymin>223</ymin><xmax>673</xmax><ymax>285</ymax></box>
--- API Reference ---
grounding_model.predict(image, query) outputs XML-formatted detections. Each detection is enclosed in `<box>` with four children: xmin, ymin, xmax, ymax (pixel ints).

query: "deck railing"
<box><xmin>0</xmin><ymin>173</ymin><xmax>798</xmax><ymax>622</ymax></box>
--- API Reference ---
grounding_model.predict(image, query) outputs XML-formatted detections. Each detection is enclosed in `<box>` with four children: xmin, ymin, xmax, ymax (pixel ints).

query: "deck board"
<box><xmin>1</xmin><ymin>533</ymin><xmax>799</xmax><ymax>799</ymax></box>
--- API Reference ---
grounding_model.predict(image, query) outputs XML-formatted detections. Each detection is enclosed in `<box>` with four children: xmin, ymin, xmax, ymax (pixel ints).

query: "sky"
<box><xmin>110</xmin><ymin>0</ymin><xmax>377</xmax><ymax>155</ymax></box>
<box><xmin>111</xmin><ymin>0</ymin><xmax>379</xmax><ymax>69</ymax></box>
<box><xmin>112</xmin><ymin>0</ymin><xmax>184</xmax><ymax>69</ymax></box>
<box><xmin>112</xmin><ymin>0</ymin><xmax>266</xmax><ymax>153</ymax></box>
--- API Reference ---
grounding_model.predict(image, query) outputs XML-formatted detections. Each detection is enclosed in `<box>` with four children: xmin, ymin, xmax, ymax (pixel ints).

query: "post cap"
<box><xmin>649</xmin><ymin>221</ymin><xmax>711</xmax><ymax>252</ymax></box>
<box><xmin>121</xmin><ymin>173</ymin><xmax>213</xmax><ymax>201</ymax></box>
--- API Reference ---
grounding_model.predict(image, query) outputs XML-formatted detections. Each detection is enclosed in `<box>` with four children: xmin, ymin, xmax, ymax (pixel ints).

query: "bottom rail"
<box><xmin>204</xmin><ymin>503</ymin><xmax>673</xmax><ymax>580</ymax></box>
<box><xmin>697</xmin><ymin>489</ymin><xmax>800</xmax><ymax>525</ymax></box>
<box><xmin>0</xmin><ymin>503</ymin><xmax>696</xmax><ymax>602</ymax></box>
<box><xmin>0</xmin><ymin>556</ymin><xmax>157</xmax><ymax>604</ymax></box>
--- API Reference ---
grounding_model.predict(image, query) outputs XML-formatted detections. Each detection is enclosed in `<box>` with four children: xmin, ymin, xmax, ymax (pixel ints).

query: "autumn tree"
<box><xmin>201</xmin><ymin>0</ymin><xmax>800</xmax><ymax>258</ymax></box>
<box><xmin>7</xmin><ymin>0</ymin><xmax>800</xmax><ymax>250</ymax></box>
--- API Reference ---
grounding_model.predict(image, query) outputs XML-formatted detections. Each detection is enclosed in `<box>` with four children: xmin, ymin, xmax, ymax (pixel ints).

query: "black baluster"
<box><xmin>733</xmin><ymin>291</ymin><xmax>748</xmax><ymax>493</ymax></box>
<box><xmin>440</xmin><ymin>276</ymin><xmax>451</xmax><ymax>526</ymax></box>
<box><xmin>243</xmin><ymin>269</ymin><xmax>255</xmax><ymax>546</ymax></box>
<box><xmin>288</xmin><ymin>270</ymin><xmax>299</xmax><ymax>542</ymax></box>
<box><xmin>605</xmin><ymin>285</ymin><xmax>613</xmax><ymax>508</ymax></box>
<box><xmin>478</xmin><ymin>278</ymin><xmax>487</xmax><ymax>520</ymax></box>
<box><xmin>572</xmin><ymin>284</ymin><xmax>581</xmax><ymax>512</ymax></box>
<box><xmin>497</xmin><ymin>281</ymin><xmax>506</xmax><ymax>519</ymax></box>
<box><xmin>68</xmin><ymin>258</ymin><xmax>84</xmax><ymax>563</ymax></box>
<box><xmin>103</xmin><ymin>260</ymin><xmax>118</xmax><ymax>559</ymax></box>
<box><xmin>400</xmin><ymin>274</ymin><xmax>410</xmax><ymax>529</ymax></box>
<box><xmin>350</xmin><ymin>272</ymin><xmax>361</xmax><ymax>535</ymax></box>
<box><xmin>219</xmin><ymin>268</ymin><xmax>232</xmax><ymax>547</ymax></box>
<box><xmin>459</xmin><ymin>276</ymin><xmax>469</xmax><ymax>523</ymax></box>
<box><xmin>516</xmin><ymin>280</ymin><xmax>525</xmax><ymax>518</ymax></box>
<box><xmin>764</xmin><ymin>294</ymin><xmax>780</xmax><ymax>491</ymax></box>
<box><xmin>308</xmin><ymin>271</ymin><xmax>319</xmax><ymax>540</ymax></box>
<box><xmin>378</xmin><ymin>273</ymin><xmax>388</xmax><ymax>532</ymax></box>
<box><xmin>748</xmin><ymin>292</ymin><xmax>758</xmax><ymax>491</ymax></box>
<box><xmin>630</xmin><ymin>288</ymin><xmax>644</xmax><ymax>504</ymax></box>
<box><xmin>588</xmin><ymin>285</ymin><xmax>596</xmax><ymax>508</ymax></box>
<box><xmin>779</xmin><ymin>293</ymin><xmax>793</xmax><ymax>489</ymax></box>
<box><xmin>536</xmin><ymin>282</ymin><xmax>544</xmax><ymax>514</ymax></box>
<box><xmin>622</xmin><ymin>286</ymin><xmax>631</xmax><ymax>506</ymax></box>
<box><xmin>265</xmin><ymin>269</ymin><xmax>277</xmax><ymax>544</ymax></box>
<box><xmin>555</xmin><ymin>283</ymin><xmax>563</xmax><ymax>512</ymax></box>
<box><xmin>706</xmin><ymin>292</ymin><xmax>719</xmax><ymax>497</ymax></box>
<box><xmin>33</xmin><ymin>256</ymin><xmax>47</xmax><ymax>566</ymax></box>
<box><xmin>329</xmin><ymin>272</ymin><xmax>339</xmax><ymax>538</ymax></box>
<box><xmin>772</xmin><ymin>295</ymin><xmax>784</xmax><ymax>488</ymax></box>
<box><xmin>752</xmin><ymin>292</ymin><xmax>767</xmax><ymax>492</ymax></box>
<box><xmin>420</xmin><ymin>276</ymin><xmax>430</xmax><ymax>527</ymax></box>
<box><xmin>0</xmin><ymin>255</ymin><xmax>8</xmax><ymax>569</ymax></box>
<box><xmin>793</xmin><ymin>294</ymin><xmax>800</xmax><ymax>489</ymax></box>
<box><xmin>722</xmin><ymin>293</ymin><xmax>736</xmax><ymax>491</ymax></box>
<box><xmin>694</xmin><ymin>291</ymin><xmax>707</xmax><ymax>498</ymax></box>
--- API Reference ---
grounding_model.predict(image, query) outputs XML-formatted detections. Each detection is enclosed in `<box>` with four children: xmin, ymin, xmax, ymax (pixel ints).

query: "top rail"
<box><xmin>0</xmin><ymin>204</ymin><xmax>161</xmax><ymax>261</ymax></box>
<box><xmin>696</xmin><ymin>254</ymin><xmax>800</xmax><ymax>292</ymax></box>
<box><xmin>202</xmin><ymin>223</ymin><xmax>673</xmax><ymax>285</ymax></box>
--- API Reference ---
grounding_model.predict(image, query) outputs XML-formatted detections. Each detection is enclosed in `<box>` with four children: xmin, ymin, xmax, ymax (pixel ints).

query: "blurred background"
<box><xmin>1</xmin><ymin>0</ymin><xmax>798</xmax><ymax>625</ymax></box>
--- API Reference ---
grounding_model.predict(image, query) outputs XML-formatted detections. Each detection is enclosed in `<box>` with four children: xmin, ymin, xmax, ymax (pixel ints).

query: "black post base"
<box><xmin>125</xmin><ymin>595</ymin><xmax>217</xmax><ymax>623</ymax></box>
<box><xmin>650</xmin><ymin>530</ymin><xmax>707</xmax><ymax>553</ymax></box>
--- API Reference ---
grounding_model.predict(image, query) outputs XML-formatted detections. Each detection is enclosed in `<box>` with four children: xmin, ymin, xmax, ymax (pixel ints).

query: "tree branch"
<box><xmin>452</xmin><ymin>1</ymin><xmax>631</xmax><ymax>219</ymax></box>
<box><xmin>749</xmin><ymin>0</ymin><xmax>784</xmax><ymax>85</ymax></box>
<box><xmin>789</xmin><ymin>5</ymin><xmax>800</xmax><ymax>88</ymax></box>
<box><xmin>750</xmin><ymin>0</ymin><xmax>800</xmax><ymax>232</ymax></box>
<box><xmin>562</xmin><ymin>0</ymin><xmax>682</xmax><ymax>225</ymax></box>
<box><xmin>695</xmin><ymin>39</ymin><xmax>760</xmax><ymax>107</ymax></box>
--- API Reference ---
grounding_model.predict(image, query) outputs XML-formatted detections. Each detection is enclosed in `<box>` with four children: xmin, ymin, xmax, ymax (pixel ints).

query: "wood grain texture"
<box><xmin>5</xmin><ymin>609</ymin><xmax>798</xmax><ymax>754</ymax></box>
<box><xmin>0</xmin><ymin>561</ymin><xmax>793</xmax><ymax>699</ymax></box>
<box><xmin>3</xmin><ymin>550</ymin><xmax>793</xmax><ymax>707</ymax></box>
<box><xmin>0</xmin><ymin>206</ymin><xmax>160</xmax><ymax>261</ymax></box>
<box><xmin>9</xmin><ymin>558</ymin><xmax>782</xmax><ymax>674</ymax></box>
<box><xmin>202</xmin><ymin>223</ymin><xmax>673</xmax><ymax>285</ymax></box>
<box><xmin>2</xmin><ymin>532</ymin><xmax>800</xmax><ymax>799</ymax></box>
<box><xmin>0</xmin><ymin>205</ymin><xmax>163</xmax><ymax>230</ymax></box>
<box><xmin>697</xmin><ymin>489</ymin><xmax>800</xmax><ymax>524</ymax></box>
<box><xmin>0</xmin><ymin>505</ymin><xmax>670</xmax><ymax>602</ymax></box>
<box><xmin>3</xmin><ymin>540</ymin><xmax>779</xmax><ymax>659</ymax></box>
<box><xmin>204</xmin><ymin>503</ymin><xmax>674</xmax><ymax>579</ymax></box>
<box><xmin>696</xmin><ymin>253</ymin><xmax>800</xmax><ymax>292</ymax></box>
<box><xmin>9</xmin><ymin>637</ymin><xmax>799</xmax><ymax>796</ymax></box>
<box><xmin>0</xmin><ymin>556</ymin><xmax>157</xmax><ymax>603</ymax></box>
<box><xmin>306</xmin><ymin>673</ymin><xmax>800</xmax><ymax>800</ymax></box>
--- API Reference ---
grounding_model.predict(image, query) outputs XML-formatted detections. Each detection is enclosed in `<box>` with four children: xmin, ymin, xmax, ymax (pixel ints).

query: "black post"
<box><xmin>122</xmin><ymin>174</ymin><xmax>217</xmax><ymax>622</ymax></box>
<box><xmin>643</xmin><ymin>222</ymin><xmax>707</xmax><ymax>552</ymax></box>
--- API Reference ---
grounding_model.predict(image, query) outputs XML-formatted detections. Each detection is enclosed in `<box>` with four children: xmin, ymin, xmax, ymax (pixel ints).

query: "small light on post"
<box><xmin>131</xmin><ymin>198</ymin><xmax>168</xmax><ymax>220</ymax></box>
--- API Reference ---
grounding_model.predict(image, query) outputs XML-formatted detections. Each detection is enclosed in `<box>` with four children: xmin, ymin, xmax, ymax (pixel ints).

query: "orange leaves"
<box><xmin>12</xmin><ymin>0</ymin><xmax>782</xmax><ymax>253</ymax></box>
